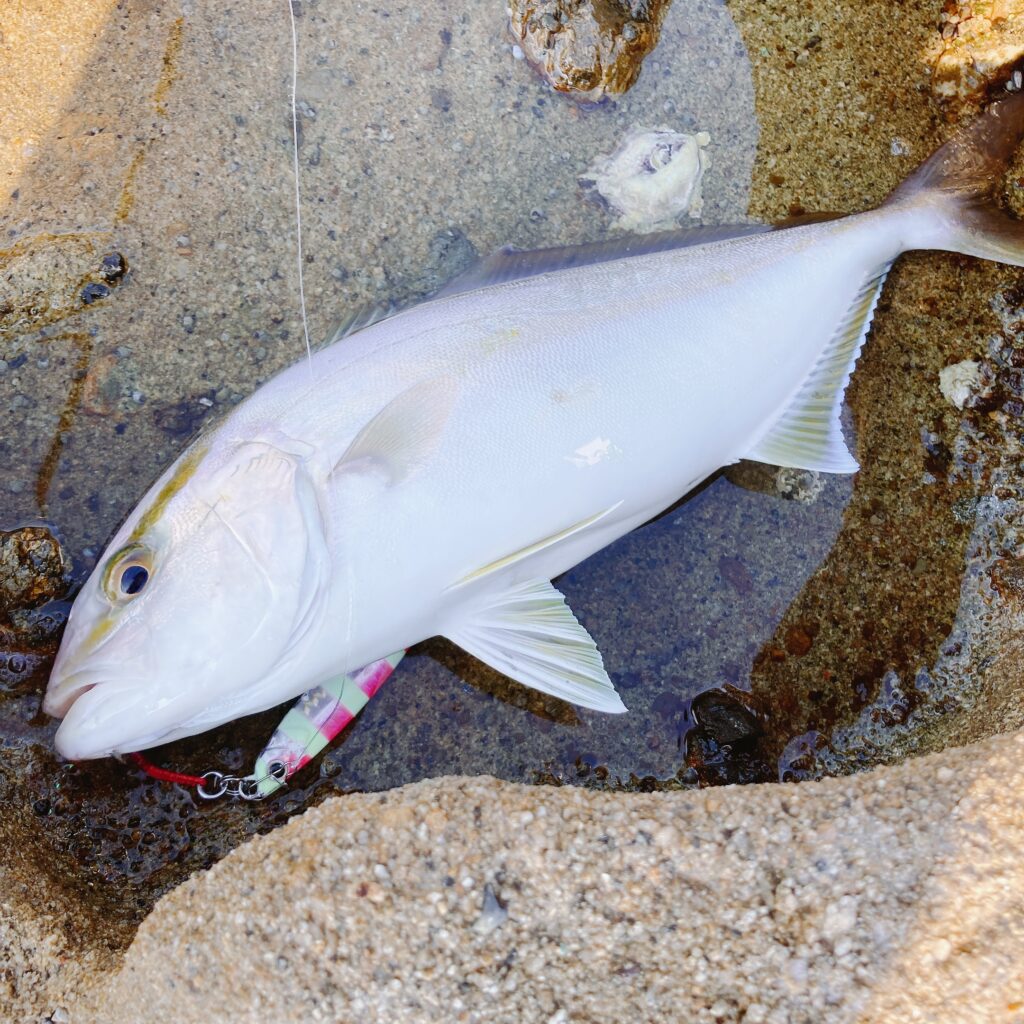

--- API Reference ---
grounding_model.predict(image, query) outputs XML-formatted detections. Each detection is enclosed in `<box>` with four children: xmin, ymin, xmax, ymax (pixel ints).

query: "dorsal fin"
<box><xmin>322</xmin><ymin>303</ymin><xmax>397</xmax><ymax>347</ymax></box>
<box><xmin>434</xmin><ymin>224</ymin><xmax>775</xmax><ymax>300</ymax></box>
<box><xmin>746</xmin><ymin>262</ymin><xmax>893</xmax><ymax>473</ymax></box>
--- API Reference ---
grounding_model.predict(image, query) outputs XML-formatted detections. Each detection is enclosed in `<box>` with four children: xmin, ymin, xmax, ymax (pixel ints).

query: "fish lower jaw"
<box><xmin>53</xmin><ymin>717</ymin><xmax>169</xmax><ymax>761</ymax></box>
<box><xmin>42</xmin><ymin>675</ymin><xmax>97</xmax><ymax>718</ymax></box>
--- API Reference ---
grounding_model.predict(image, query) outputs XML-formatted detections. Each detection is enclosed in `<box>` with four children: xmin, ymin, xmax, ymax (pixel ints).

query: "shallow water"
<box><xmin>2</xmin><ymin>0</ymin><xmax>1024</xmax><ymax>931</ymax></box>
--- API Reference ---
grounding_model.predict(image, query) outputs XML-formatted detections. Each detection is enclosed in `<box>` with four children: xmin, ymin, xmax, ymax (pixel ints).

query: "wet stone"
<box><xmin>990</xmin><ymin>557</ymin><xmax>1024</xmax><ymax>603</ymax></box>
<box><xmin>99</xmin><ymin>252</ymin><xmax>128</xmax><ymax>283</ymax></box>
<box><xmin>0</xmin><ymin>527</ymin><xmax>70</xmax><ymax>618</ymax></box>
<box><xmin>80</xmin><ymin>282</ymin><xmax>110</xmax><ymax>305</ymax></box>
<box><xmin>684</xmin><ymin>689</ymin><xmax>771</xmax><ymax>786</ymax></box>
<box><xmin>691</xmin><ymin>690</ymin><xmax>761</xmax><ymax>747</ymax></box>
<box><xmin>509</xmin><ymin>0</ymin><xmax>672</xmax><ymax>102</ymax></box>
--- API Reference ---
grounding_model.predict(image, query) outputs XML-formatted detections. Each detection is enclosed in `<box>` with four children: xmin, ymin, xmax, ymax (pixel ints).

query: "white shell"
<box><xmin>580</xmin><ymin>127</ymin><xmax>711</xmax><ymax>232</ymax></box>
<box><xmin>939</xmin><ymin>359</ymin><xmax>982</xmax><ymax>410</ymax></box>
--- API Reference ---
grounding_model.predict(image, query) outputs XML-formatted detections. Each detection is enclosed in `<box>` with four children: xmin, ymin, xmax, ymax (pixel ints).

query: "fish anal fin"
<box><xmin>332</xmin><ymin>376</ymin><xmax>458</xmax><ymax>485</ymax></box>
<box><xmin>746</xmin><ymin>263</ymin><xmax>892</xmax><ymax>474</ymax></box>
<box><xmin>446</xmin><ymin>580</ymin><xmax>626</xmax><ymax>714</ymax></box>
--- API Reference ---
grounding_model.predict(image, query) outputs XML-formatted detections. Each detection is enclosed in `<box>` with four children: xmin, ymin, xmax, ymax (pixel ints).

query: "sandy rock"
<box><xmin>929</xmin><ymin>0</ymin><xmax>1024</xmax><ymax>100</ymax></box>
<box><xmin>90</xmin><ymin>732</ymin><xmax>1024</xmax><ymax>1024</ymax></box>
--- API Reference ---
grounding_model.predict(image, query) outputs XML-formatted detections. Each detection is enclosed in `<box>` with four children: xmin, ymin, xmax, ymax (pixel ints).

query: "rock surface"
<box><xmin>0</xmin><ymin>526</ymin><xmax>69</xmax><ymax>615</ymax></box>
<box><xmin>87</xmin><ymin>733</ymin><xmax>1024</xmax><ymax>1024</ymax></box>
<box><xmin>4</xmin><ymin>0</ymin><xmax>1024</xmax><ymax>1021</ymax></box>
<box><xmin>929</xmin><ymin>0</ymin><xmax>1024</xmax><ymax>100</ymax></box>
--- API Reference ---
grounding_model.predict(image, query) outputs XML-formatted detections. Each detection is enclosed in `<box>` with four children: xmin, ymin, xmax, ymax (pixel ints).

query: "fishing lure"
<box><xmin>130</xmin><ymin>652</ymin><xmax>404</xmax><ymax>799</ymax></box>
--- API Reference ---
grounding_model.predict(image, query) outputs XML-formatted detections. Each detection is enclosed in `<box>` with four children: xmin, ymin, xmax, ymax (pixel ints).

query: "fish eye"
<box><xmin>120</xmin><ymin>564</ymin><xmax>149</xmax><ymax>595</ymax></box>
<box><xmin>102</xmin><ymin>545</ymin><xmax>155</xmax><ymax>602</ymax></box>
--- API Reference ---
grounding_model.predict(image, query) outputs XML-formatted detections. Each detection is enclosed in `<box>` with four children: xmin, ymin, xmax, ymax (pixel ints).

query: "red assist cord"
<box><xmin>126</xmin><ymin>751</ymin><xmax>261</xmax><ymax>799</ymax></box>
<box><xmin>126</xmin><ymin>751</ymin><xmax>206</xmax><ymax>789</ymax></box>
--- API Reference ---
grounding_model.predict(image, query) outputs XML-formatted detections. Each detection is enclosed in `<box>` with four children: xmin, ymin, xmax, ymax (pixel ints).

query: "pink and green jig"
<box><xmin>128</xmin><ymin>651</ymin><xmax>405</xmax><ymax>800</ymax></box>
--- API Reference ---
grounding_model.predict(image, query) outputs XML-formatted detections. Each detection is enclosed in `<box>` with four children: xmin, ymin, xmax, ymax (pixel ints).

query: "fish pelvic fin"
<box><xmin>887</xmin><ymin>78</ymin><xmax>1024</xmax><ymax>266</ymax></box>
<box><xmin>445</xmin><ymin>579</ymin><xmax>626</xmax><ymax>714</ymax></box>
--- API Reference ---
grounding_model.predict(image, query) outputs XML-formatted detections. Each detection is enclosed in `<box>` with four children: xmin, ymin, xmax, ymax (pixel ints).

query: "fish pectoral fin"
<box><xmin>745</xmin><ymin>261</ymin><xmax>893</xmax><ymax>474</ymax></box>
<box><xmin>446</xmin><ymin>580</ymin><xmax>627</xmax><ymax>714</ymax></box>
<box><xmin>446</xmin><ymin>501</ymin><xmax>624</xmax><ymax>589</ymax></box>
<box><xmin>332</xmin><ymin>376</ymin><xmax>458</xmax><ymax>485</ymax></box>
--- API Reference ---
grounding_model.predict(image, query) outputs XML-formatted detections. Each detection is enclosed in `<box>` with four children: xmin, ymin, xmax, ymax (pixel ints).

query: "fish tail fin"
<box><xmin>886</xmin><ymin>83</ymin><xmax>1024</xmax><ymax>266</ymax></box>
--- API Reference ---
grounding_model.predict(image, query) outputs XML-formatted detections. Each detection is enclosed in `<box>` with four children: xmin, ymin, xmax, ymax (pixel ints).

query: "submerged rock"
<box><xmin>686</xmin><ymin>689</ymin><xmax>771</xmax><ymax>786</ymax></box>
<box><xmin>0</xmin><ymin>526</ymin><xmax>70</xmax><ymax>618</ymax></box>
<box><xmin>724</xmin><ymin>460</ymin><xmax>827</xmax><ymax>504</ymax></box>
<box><xmin>509</xmin><ymin>0</ymin><xmax>672</xmax><ymax>102</ymax></box>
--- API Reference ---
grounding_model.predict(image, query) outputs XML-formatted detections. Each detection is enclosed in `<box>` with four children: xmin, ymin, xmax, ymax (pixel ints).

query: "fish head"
<box><xmin>44</xmin><ymin>437</ymin><xmax>330</xmax><ymax>759</ymax></box>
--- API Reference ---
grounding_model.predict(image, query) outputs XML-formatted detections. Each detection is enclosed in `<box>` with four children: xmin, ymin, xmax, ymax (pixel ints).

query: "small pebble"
<box><xmin>80</xmin><ymin>282</ymin><xmax>110</xmax><ymax>305</ymax></box>
<box><xmin>472</xmin><ymin>883</ymin><xmax>508</xmax><ymax>935</ymax></box>
<box><xmin>100</xmin><ymin>252</ymin><xmax>127</xmax><ymax>282</ymax></box>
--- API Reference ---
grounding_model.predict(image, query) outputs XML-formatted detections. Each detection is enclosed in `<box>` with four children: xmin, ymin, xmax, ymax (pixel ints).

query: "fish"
<box><xmin>43</xmin><ymin>86</ymin><xmax>1024</xmax><ymax>760</ymax></box>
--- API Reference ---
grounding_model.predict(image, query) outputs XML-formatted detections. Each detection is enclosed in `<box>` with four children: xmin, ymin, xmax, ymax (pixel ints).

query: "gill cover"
<box><xmin>49</xmin><ymin>439</ymin><xmax>330</xmax><ymax>758</ymax></box>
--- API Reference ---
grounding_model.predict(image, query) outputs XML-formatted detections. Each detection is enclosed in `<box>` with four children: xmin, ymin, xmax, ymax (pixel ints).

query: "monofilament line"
<box><xmin>287</xmin><ymin>0</ymin><xmax>314</xmax><ymax>373</ymax></box>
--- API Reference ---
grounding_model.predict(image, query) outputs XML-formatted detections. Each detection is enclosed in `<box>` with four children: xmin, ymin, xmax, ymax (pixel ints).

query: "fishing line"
<box><xmin>287</xmin><ymin>0</ymin><xmax>314</xmax><ymax>374</ymax></box>
<box><xmin>124</xmin><ymin>7</ymin><xmax>399</xmax><ymax>799</ymax></box>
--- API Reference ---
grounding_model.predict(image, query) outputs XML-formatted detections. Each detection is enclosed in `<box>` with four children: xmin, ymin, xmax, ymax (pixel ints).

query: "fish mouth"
<box><xmin>43</xmin><ymin>671</ymin><xmax>99</xmax><ymax>719</ymax></box>
<box><xmin>53</xmin><ymin>682</ymin><xmax>180</xmax><ymax>760</ymax></box>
